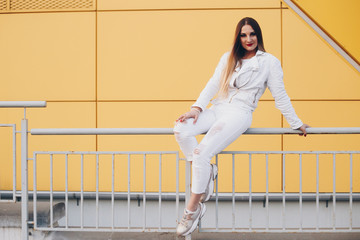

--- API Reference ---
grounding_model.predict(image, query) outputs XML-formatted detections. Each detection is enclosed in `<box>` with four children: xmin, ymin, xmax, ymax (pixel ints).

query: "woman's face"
<box><xmin>240</xmin><ymin>24</ymin><xmax>258</xmax><ymax>54</ymax></box>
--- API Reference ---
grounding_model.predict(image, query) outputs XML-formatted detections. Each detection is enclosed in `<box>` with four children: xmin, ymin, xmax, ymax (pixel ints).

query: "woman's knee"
<box><xmin>173</xmin><ymin>122</ymin><xmax>194</xmax><ymax>142</ymax></box>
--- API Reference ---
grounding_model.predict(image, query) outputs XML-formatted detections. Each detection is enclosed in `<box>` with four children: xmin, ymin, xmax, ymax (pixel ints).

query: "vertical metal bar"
<box><xmin>185</xmin><ymin>156</ymin><xmax>191</xmax><ymax>240</ymax></box>
<box><xmin>96</xmin><ymin>154</ymin><xmax>99</xmax><ymax>229</ymax></box>
<box><xmin>185</xmin><ymin>161</ymin><xmax>191</xmax><ymax>206</ymax></box>
<box><xmin>299</xmin><ymin>154</ymin><xmax>303</xmax><ymax>231</ymax></box>
<box><xmin>316</xmin><ymin>154</ymin><xmax>319</xmax><ymax>231</ymax></box>
<box><xmin>111</xmin><ymin>154</ymin><xmax>115</xmax><ymax>230</ymax></box>
<box><xmin>12</xmin><ymin>125</ymin><xmax>16</xmax><ymax>202</ymax></box>
<box><xmin>21</xmin><ymin>118</ymin><xmax>28</xmax><ymax>240</ymax></box>
<box><xmin>80</xmin><ymin>154</ymin><xmax>84</xmax><ymax>229</ymax></box>
<box><xmin>232</xmin><ymin>154</ymin><xmax>235</xmax><ymax>231</ymax></box>
<box><xmin>333</xmin><ymin>153</ymin><xmax>336</xmax><ymax>230</ymax></box>
<box><xmin>266</xmin><ymin>154</ymin><xmax>269</xmax><ymax>231</ymax></box>
<box><xmin>282</xmin><ymin>154</ymin><xmax>285</xmax><ymax>230</ymax></box>
<box><xmin>349</xmin><ymin>153</ymin><xmax>353</xmax><ymax>230</ymax></box>
<box><xmin>249</xmin><ymin>153</ymin><xmax>252</xmax><ymax>231</ymax></box>
<box><xmin>65</xmin><ymin>154</ymin><xmax>68</xmax><ymax>229</ymax></box>
<box><xmin>127</xmin><ymin>154</ymin><xmax>131</xmax><ymax>229</ymax></box>
<box><xmin>159</xmin><ymin>153</ymin><xmax>162</xmax><ymax>230</ymax></box>
<box><xmin>143</xmin><ymin>154</ymin><xmax>146</xmax><ymax>230</ymax></box>
<box><xmin>50</xmin><ymin>154</ymin><xmax>53</xmax><ymax>228</ymax></box>
<box><xmin>176</xmin><ymin>152</ymin><xmax>179</xmax><ymax>223</ymax></box>
<box><xmin>33</xmin><ymin>153</ymin><xmax>37</xmax><ymax>229</ymax></box>
<box><xmin>215</xmin><ymin>155</ymin><xmax>219</xmax><ymax>231</ymax></box>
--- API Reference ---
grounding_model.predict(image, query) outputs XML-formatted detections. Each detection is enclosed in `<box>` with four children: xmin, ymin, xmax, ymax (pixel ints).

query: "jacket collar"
<box><xmin>235</xmin><ymin>50</ymin><xmax>264</xmax><ymax>74</ymax></box>
<box><xmin>234</xmin><ymin>50</ymin><xmax>263</xmax><ymax>73</ymax></box>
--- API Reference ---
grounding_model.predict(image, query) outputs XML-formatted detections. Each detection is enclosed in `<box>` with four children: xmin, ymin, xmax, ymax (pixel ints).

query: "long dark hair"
<box><xmin>219</xmin><ymin>17</ymin><xmax>266</xmax><ymax>97</ymax></box>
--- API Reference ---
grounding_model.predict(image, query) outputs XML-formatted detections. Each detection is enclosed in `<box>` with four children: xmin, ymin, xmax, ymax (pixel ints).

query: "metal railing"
<box><xmin>1</xmin><ymin>101</ymin><xmax>360</xmax><ymax>240</ymax></box>
<box><xmin>0</xmin><ymin>101</ymin><xmax>47</xmax><ymax>240</ymax></box>
<box><xmin>201</xmin><ymin>151</ymin><xmax>360</xmax><ymax>233</ymax></box>
<box><xmin>30</xmin><ymin>151</ymin><xmax>181</xmax><ymax>232</ymax></box>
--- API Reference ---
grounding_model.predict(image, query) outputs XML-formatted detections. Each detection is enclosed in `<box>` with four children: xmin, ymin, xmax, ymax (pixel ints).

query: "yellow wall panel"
<box><xmin>283</xmin><ymin>101</ymin><xmax>360</xmax><ymax>192</ymax></box>
<box><xmin>292</xmin><ymin>0</ymin><xmax>360</xmax><ymax>64</ymax></box>
<box><xmin>0</xmin><ymin>102</ymin><xmax>96</xmax><ymax>190</ymax></box>
<box><xmin>98</xmin><ymin>0</ymin><xmax>280</xmax><ymax>11</ymax></box>
<box><xmin>282</xmin><ymin>9</ymin><xmax>360</xmax><ymax>100</ymax></box>
<box><xmin>97</xmin><ymin>10</ymin><xmax>281</xmax><ymax>101</ymax></box>
<box><xmin>0</xmin><ymin>12</ymin><xmax>96</xmax><ymax>101</ymax></box>
<box><xmin>0</xmin><ymin>127</ymin><xmax>15</xmax><ymax>191</ymax></box>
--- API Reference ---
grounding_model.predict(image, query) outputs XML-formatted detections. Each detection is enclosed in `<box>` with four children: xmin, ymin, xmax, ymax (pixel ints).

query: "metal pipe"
<box><xmin>65</xmin><ymin>154</ymin><xmax>68</xmax><ymax>229</ymax></box>
<box><xmin>333</xmin><ymin>154</ymin><xmax>336</xmax><ymax>230</ymax></box>
<box><xmin>30</xmin><ymin>127</ymin><xmax>360</xmax><ymax>135</ymax></box>
<box><xmin>316</xmin><ymin>154</ymin><xmax>320</xmax><ymax>231</ymax></box>
<box><xmin>111</xmin><ymin>154</ymin><xmax>115</xmax><ymax>230</ymax></box>
<box><xmin>249</xmin><ymin>154</ymin><xmax>252</xmax><ymax>230</ymax></box>
<box><xmin>21</xmin><ymin>119</ymin><xmax>28</xmax><ymax>240</ymax></box>
<box><xmin>158</xmin><ymin>154</ymin><xmax>162</xmax><ymax>231</ymax></box>
<box><xmin>266</xmin><ymin>154</ymin><xmax>269</xmax><ymax>231</ymax></box>
<box><xmin>9</xmin><ymin>191</ymin><xmax>360</xmax><ymax>202</ymax></box>
<box><xmin>176</xmin><ymin>152</ymin><xmax>179</xmax><ymax>223</ymax></box>
<box><xmin>50</xmin><ymin>154</ymin><xmax>53</xmax><ymax>228</ymax></box>
<box><xmin>350</xmin><ymin>154</ymin><xmax>353</xmax><ymax>230</ymax></box>
<box><xmin>282</xmin><ymin>154</ymin><xmax>286</xmax><ymax>231</ymax></box>
<box><xmin>96</xmin><ymin>154</ymin><xmax>99</xmax><ymax>229</ymax></box>
<box><xmin>13</xmin><ymin>124</ymin><xmax>16</xmax><ymax>202</ymax></box>
<box><xmin>143</xmin><ymin>154</ymin><xmax>146</xmax><ymax>230</ymax></box>
<box><xmin>0</xmin><ymin>101</ymin><xmax>47</xmax><ymax>108</ymax></box>
<box><xmin>232</xmin><ymin>154</ymin><xmax>235</xmax><ymax>231</ymax></box>
<box><xmin>80</xmin><ymin>154</ymin><xmax>84</xmax><ymax>229</ymax></box>
<box><xmin>299</xmin><ymin>154</ymin><xmax>303</xmax><ymax>231</ymax></box>
<box><xmin>127</xmin><ymin>154</ymin><xmax>131</xmax><ymax>229</ymax></box>
<box><xmin>33</xmin><ymin>153</ymin><xmax>37</xmax><ymax>229</ymax></box>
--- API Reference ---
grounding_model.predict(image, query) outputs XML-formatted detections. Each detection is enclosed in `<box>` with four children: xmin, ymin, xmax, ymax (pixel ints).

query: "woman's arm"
<box><xmin>267</xmin><ymin>56</ymin><xmax>307</xmax><ymax>132</ymax></box>
<box><xmin>191</xmin><ymin>52</ymin><xmax>229</xmax><ymax>111</ymax></box>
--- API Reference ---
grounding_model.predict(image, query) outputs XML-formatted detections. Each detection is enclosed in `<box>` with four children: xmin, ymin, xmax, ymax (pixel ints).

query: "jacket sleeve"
<box><xmin>192</xmin><ymin>52</ymin><xmax>229</xmax><ymax>111</ymax></box>
<box><xmin>267</xmin><ymin>57</ymin><xmax>303</xmax><ymax>129</ymax></box>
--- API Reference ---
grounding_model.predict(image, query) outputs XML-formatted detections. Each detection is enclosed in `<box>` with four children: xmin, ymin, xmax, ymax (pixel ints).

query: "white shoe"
<box><xmin>176</xmin><ymin>202</ymin><xmax>206</xmax><ymax>236</ymax></box>
<box><xmin>199</xmin><ymin>164</ymin><xmax>218</xmax><ymax>203</ymax></box>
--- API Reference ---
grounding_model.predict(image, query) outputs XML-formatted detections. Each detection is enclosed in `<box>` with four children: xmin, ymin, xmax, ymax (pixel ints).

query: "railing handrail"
<box><xmin>30</xmin><ymin>127</ymin><xmax>360</xmax><ymax>135</ymax></box>
<box><xmin>0</xmin><ymin>101</ymin><xmax>47</xmax><ymax>108</ymax></box>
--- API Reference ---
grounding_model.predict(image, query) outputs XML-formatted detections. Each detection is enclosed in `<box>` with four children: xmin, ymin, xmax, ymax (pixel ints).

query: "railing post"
<box><xmin>185</xmin><ymin>161</ymin><xmax>192</xmax><ymax>240</ymax></box>
<box><xmin>21</xmin><ymin>115</ymin><xmax>29</xmax><ymax>240</ymax></box>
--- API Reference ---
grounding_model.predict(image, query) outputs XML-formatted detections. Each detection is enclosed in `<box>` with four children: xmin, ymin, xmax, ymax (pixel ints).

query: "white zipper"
<box><xmin>229</xmin><ymin>70</ymin><xmax>255</xmax><ymax>104</ymax></box>
<box><xmin>229</xmin><ymin>89</ymin><xmax>240</xmax><ymax>103</ymax></box>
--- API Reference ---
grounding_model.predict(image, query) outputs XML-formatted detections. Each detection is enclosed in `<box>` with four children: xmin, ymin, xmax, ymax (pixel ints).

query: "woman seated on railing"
<box><xmin>173</xmin><ymin>17</ymin><xmax>310</xmax><ymax>237</ymax></box>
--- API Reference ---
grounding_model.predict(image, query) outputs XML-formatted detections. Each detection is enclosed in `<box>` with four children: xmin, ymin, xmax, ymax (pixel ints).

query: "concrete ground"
<box><xmin>32</xmin><ymin>231</ymin><xmax>360</xmax><ymax>240</ymax></box>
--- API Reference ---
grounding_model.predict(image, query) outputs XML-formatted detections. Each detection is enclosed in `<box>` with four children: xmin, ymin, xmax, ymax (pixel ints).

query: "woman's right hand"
<box><xmin>176</xmin><ymin>107</ymin><xmax>201</xmax><ymax>124</ymax></box>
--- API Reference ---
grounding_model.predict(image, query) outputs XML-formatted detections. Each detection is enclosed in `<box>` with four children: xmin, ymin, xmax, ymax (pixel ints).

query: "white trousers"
<box><xmin>173</xmin><ymin>103</ymin><xmax>252</xmax><ymax>194</ymax></box>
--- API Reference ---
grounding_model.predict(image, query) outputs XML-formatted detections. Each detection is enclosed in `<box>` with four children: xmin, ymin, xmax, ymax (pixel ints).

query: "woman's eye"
<box><xmin>240</xmin><ymin>34</ymin><xmax>246</xmax><ymax>37</ymax></box>
<box><xmin>250</xmin><ymin>32</ymin><xmax>256</xmax><ymax>36</ymax></box>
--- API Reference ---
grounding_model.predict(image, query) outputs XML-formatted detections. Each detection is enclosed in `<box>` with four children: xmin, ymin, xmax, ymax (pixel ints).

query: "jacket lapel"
<box><xmin>230</xmin><ymin>54</ymin><xmax>260</xmax><ymax>87</ymax></box>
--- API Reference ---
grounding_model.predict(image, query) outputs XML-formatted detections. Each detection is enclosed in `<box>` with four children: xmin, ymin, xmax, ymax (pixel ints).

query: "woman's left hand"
<box><xmin>297</xmin><ymin>124</ymin><xmax>311</xmax><ymax>137</ymax></box>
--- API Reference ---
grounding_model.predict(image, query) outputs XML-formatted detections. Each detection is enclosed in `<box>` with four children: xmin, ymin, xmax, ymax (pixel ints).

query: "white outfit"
<box><xmin>174</xmin><ymin>50</ymin><xmax>303</xmax><ymax>194</ymax></box>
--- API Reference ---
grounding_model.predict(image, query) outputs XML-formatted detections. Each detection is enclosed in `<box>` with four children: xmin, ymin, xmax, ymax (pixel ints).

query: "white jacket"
<box><xmin>192</xmin><ymin>50</ymin><xmax>303</xmax><ymax>129</ymax></box>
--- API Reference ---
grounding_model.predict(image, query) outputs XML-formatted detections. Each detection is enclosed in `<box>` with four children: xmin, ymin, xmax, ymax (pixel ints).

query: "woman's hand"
<box><xmin>297</xmin><ymin>124</ymin><xmax>310</xmax><ymax>137</ymax></box>
<box><xmin>176</xmin><ymin>107</ymin><xmax>201</xmax><ymax>124</ymax></box>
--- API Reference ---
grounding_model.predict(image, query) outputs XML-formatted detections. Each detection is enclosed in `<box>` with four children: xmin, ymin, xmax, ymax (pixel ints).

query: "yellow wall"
<box><xmin>0</xmin><ymin>0</ymin><xmax>359</xmax><ymax>193</ymax></box>
<box><xmin>292</xmin><ymin>0</ymin><xmax>360</xmax><ymax>65</ymax></box>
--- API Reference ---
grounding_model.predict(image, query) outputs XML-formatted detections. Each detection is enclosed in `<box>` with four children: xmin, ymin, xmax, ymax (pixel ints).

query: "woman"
<box><xmin>174</xmin><ymin>17</ymin><xmax>309</xmax><ymax>236</ymax></box>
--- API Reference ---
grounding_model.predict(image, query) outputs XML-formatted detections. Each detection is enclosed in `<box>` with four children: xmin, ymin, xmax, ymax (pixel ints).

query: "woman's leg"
<box><xmin>190</xmin><ymin>107</ymin><xmax>253</xmax><ymax>208</ymax></box>
<box><xmin>173</xmin><ymin>109</ymin><xmax>217</xmax><ymax>212</ymax></box>
<box><xmin>173</xmin><ymin>109</ymin><xmax>217</xmax><ymax>161</ymax></box>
